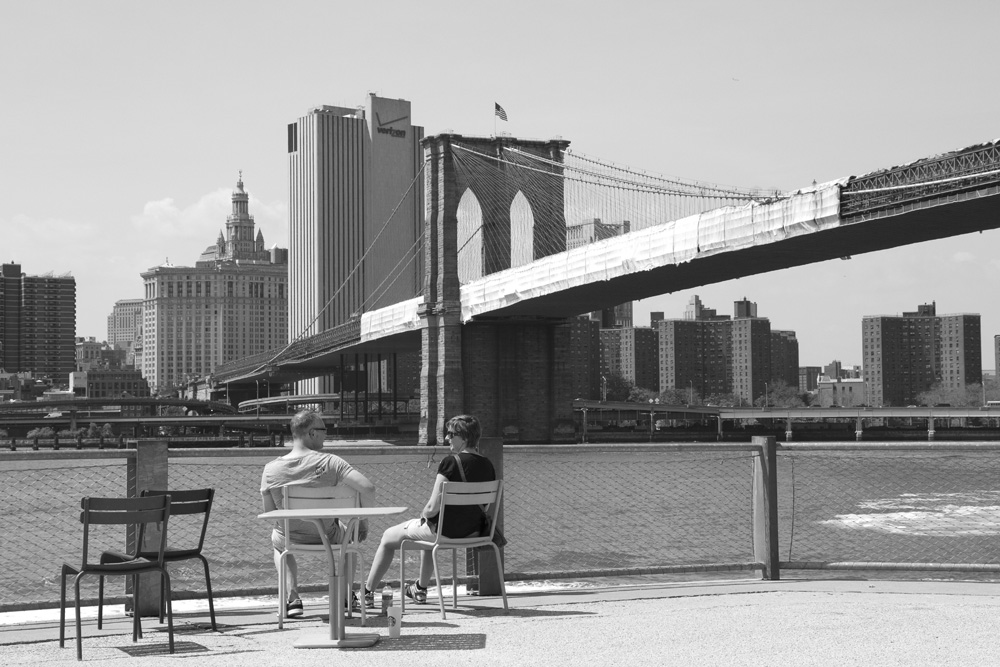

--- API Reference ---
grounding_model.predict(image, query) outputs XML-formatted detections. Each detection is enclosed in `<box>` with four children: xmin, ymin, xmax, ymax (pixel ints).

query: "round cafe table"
<box><xmin>258</xmin><ymin>506</ymin><xmax>407</xmax><ymax>648</ymax></box>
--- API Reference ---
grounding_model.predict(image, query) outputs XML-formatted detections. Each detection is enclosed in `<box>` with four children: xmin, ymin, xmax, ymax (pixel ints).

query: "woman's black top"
<box><xmin>429</xmin><ymin>451</ymin><xmax>496</xmax><ymax>538</ymax></box>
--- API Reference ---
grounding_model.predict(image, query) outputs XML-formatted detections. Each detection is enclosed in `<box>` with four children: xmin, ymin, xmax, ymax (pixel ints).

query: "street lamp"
<box><xmin>764</xmin><ymin>382</ymin><xmax>769</xmax><ymax>410</ymax></box>
<box><xmin>688</xmin><ymin>380</ymin><xmax>694</xmax><ymax>406</ymax></box>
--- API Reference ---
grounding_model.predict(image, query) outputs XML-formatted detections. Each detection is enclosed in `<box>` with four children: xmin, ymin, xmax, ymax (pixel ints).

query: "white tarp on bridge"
<box><xmin>460</xmin><ymin>178</ymin><xmax>846</xmax><ymax>321</ymax></box>
<box><xmin>359</xmin><ymin>178</ymin><xmax>845</xmax><ymax>339</ymax></box>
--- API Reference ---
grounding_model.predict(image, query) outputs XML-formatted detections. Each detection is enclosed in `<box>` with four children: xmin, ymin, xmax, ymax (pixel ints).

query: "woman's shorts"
<box><xmin>399</xmin><ymin>517</ymin><xmax>436</xmax><ymax>542</ymax></box>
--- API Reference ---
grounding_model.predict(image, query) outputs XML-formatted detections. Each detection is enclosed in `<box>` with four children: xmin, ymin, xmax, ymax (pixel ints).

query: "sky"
<box><xmin>4</xmin><ymin>1</ymin><xmax>1000</xmax><ymax>368</ymax></box>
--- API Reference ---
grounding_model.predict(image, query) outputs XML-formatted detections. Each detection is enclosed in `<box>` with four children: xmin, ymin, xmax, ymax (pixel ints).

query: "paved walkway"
<box><xmin>3</xmin><ymin>578</ymin><xmax>999</xmax><ymax>666</ymax></box>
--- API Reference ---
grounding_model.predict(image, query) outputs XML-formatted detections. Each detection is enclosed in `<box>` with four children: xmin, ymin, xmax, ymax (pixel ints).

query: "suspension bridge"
<box><xmin>215</xmin><ymin>134</ymin><xmax>1000</xmax><ymax>443</ymax></box>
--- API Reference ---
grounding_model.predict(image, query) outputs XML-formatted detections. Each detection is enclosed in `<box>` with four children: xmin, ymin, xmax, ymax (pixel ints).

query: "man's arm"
<box><xmin>261</xmin><ymin>489</ymin><xmax>277</xmax><ymax>513</ymax></box>
<box><xmin>343</xmin><ymin>469</ymin><xmax>376</xmax><ymax>541</ymax></box>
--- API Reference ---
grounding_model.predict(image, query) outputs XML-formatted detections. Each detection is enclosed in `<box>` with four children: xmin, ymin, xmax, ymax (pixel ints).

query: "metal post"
<box><xmin>474</xmin><ymin>437</ymin><xmax>504</xmax><ymax>596</ymax></box>
<box><xmin>126</xmin><ymin>439</ymin><xmax>168</xmax><ymax>615</ymax></box>
<box><xmin>751</xmin><ymin>435</ymin><xmax>780</xmax><ymax>580</ymax></box>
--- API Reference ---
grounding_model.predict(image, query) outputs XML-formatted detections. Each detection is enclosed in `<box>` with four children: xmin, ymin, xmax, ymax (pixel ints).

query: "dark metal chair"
<box><xmin>119</xmin><ymin>488</ymin><xmax>217</xmax><ymax>630</ymax></box>
<box><xmin>59</xmin><ymin>495</ymin><xmax>175</xmax><ymax>661</ymax></box>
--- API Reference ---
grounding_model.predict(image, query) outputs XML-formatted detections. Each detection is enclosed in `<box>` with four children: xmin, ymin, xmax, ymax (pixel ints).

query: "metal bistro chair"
<box><xmin>129</xmin><ymin>488</ymin><xmax>216</xmax><ymax>630</ymax></box>
<box><xmin>400</xmin><ymin>479</ymin><xmax>508</xmax><ymax>620</ymax></box>
<box><xmin>59</xmin><ymin>495</ymin><xmax>175</xmax><ymax>661</ymax></box>
<box><xmin>276</xmin><ymin>484</ymin><xmax>367</xmax><ymax>629</ymax></box>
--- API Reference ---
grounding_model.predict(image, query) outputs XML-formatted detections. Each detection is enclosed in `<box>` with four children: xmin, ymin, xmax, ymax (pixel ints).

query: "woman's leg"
<box><xmin>418</xmin><ymin>551</ymin><xmax>435</xmax><ymax>588</ymax></box>
<box><xmin>365</xmin><ymin>522</ymin><xmax>409</xmax><ymax>592</ymax></box>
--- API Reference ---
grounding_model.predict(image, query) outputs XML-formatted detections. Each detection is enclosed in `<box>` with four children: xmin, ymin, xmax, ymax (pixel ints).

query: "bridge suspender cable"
<box><xmin>244</xmin><ymin>160</ymin><xmax>428</xmax><ymax>376</ymax></box>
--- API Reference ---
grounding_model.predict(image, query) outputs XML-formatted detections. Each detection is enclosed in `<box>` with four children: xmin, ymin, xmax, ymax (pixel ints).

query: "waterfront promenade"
<box><xmin>3</xmin><ymin>577</ymin><xmax>998</xmax><ymax>666</ymax></box>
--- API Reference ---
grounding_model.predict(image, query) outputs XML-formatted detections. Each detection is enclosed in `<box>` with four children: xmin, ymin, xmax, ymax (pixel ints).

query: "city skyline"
<box><xmin>4</xmin><ymin>2</ymin><xmax>1000</xmax><ymax>368</ymax></box>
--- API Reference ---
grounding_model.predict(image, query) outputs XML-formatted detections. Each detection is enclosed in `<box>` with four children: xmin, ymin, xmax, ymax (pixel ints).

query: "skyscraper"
<box><xmin>141</xmin><ymin>176</ymin><xmax>288</xmax><ymax>392</ymax></box>
<box><xmin>863</xmin><ymin>302</ymin><xmax>981</xmax><ymax>406</ymax></box>
<box><xmin>599</xmin><ymin>326</ymin><xmax>659</xmax><ymax>392</ymax></box>
<box><xmin>286</xmin><ymin>94</ymin><xmax>425</xmax><ymax>393</ymax></box>
<box><xmin>659</xmin><ymin>295</ymin><xmax>789</xmax><ymax>404</ymax></box>
<box><xmin>0</xmin><ymin>262</ymin><xmax>76</xmax><ymax>381</ymax></box>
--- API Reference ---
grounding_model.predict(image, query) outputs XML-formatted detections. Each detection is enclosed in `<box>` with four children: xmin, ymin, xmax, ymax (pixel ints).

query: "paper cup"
<box><xmin>387</xmin><ymin>606</ymin><xmax>402</xmax><ymax>638</ymax></box>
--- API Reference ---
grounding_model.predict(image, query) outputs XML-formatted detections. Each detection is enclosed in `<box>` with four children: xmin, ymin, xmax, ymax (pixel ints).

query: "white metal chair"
<box><xmin>276</xmin><ymin>485</ymin><xmax>367</xmax><ymax>629</ymax></box>
<box><xmin>400</xmin><ymin>479</ymin><xmax>508</xmax><ymax>619</ymax></box>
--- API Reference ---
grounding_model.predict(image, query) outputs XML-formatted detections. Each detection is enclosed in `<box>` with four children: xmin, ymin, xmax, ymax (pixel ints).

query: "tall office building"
<box><xmin>107</xmin><ymin>298</ymin><xmax>143</xmax><ymax>367</ymax></box>
<box><xmin>599</xmin><ymin>326</ymin><xmax>659</xmax><ymax>392</ymax></box>
<box><xmin>287</xmin><ymin>95</ymin><xmax>424</xmax><ymax>394</ymax></box>
<box><xmin>659</xmin><ymin>296</ymin><xmax>786</xmax><ymax>404</ymax></box>
<box><xmin>568</xmin><ymin>218</ymin><xmax>633</xmax><ymax>327</ymax></box>
<box><xmin>863</xmin><ymin>302</ymin><xmax>981</xmax><ymax>407</ymax></box>
<box><xmin>799</xmin><ymin>366</ymin><xmax>822</xmax><ymax>393</ymax></box>
<box><xmin>141</xmin><ymin>176</ymin><xmax>288</xmax><ymax>392</ymax></box>
<box><xmin>107</xmin><ymin>298</ymin><xmax>143</xmax><ymax>347</ymax></box>
<box><xmin>770</xmin><ymin>330</ymin><xmax>800</xmax><ymax>389</ymax></box>
<box><xmin>0</xmin><ymin>262</ymin><xmax>76</xmax><ymax>381</ymax></box>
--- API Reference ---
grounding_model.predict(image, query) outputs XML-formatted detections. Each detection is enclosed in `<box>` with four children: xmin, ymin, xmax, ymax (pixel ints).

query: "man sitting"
<box><xmin>261</xmin><ymin>410</ymin><xmax>375</xmax><ymax>617</ymax></box>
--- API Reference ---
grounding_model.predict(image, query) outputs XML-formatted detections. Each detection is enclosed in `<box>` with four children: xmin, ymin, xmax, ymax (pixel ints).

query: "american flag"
<box><xmin>494</xmin><ymin>103</ymin><xmax>508</xmax><ymax>122</ymax></box>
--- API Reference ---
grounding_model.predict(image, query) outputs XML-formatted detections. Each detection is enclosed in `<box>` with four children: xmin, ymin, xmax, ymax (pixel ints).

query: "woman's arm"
<box><xmin>421</xmin><ymin>474</ymin><xmax>449</xmax><ymax>519</ymax></box>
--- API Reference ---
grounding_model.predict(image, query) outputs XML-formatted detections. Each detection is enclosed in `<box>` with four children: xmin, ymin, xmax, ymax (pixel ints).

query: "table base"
<box><xmin>294</xmin><ymin>631</ymin><xmax>381</xmax><ymax>649</ymax></box>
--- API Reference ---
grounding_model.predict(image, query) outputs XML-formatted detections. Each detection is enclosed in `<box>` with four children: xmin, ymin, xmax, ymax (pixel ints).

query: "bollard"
<box><xmin>473</xmin><ymin>437</ymin><xmax>504</xmax><ymax>596</ymax></box>
<box><xmin>126</xmin><ymin>440</ymin><xmax>168</xmax><ymax>617</ymax></box>
<box><xmin>53</xmin><ymin>434</ymin><xmax>59</xmax><ymax>450</ymax></box>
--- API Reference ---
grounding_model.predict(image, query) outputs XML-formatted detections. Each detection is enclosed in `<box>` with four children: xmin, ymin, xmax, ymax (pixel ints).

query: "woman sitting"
<box><xmin>362</xmin><ymin>414</ymin><xmax>495</xmax><ymax>605</ymax></box>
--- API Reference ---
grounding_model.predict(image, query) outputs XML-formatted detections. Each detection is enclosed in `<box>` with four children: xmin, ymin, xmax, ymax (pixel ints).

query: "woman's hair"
<box><xmin>290</xmin><ymin>410</ymin><xmax>322</xmax><ymax>438</ymax></box>
<box><xmin>446</xmin><ymin>414</ymin><xmax>481</xmax><ymax>449</ymax></box>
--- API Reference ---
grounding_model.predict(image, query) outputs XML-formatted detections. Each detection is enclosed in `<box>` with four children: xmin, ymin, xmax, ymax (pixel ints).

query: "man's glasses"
<box><xmin>446</xmin><ymin>430</ymin><xmax>460</xmax><ymax>437</ymax></box>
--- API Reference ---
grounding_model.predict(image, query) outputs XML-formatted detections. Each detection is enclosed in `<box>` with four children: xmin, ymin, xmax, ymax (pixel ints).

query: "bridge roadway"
<box><xmin>216</xmin><ymin>137</ymin><xmax>1000</xmax><ymax>385</ymax></box>
<box><xmin>12</xmin><ymin>402</ymin><xmax>992</xmax><ymax>434</ymax></box>
<box><xmin>575</xmin><ymin>400</ymin><xmax>1000</xmax><ymax>441</ymax></box>
<box><xmin>0</xmin><ymin>396</ymin><xmax>235</xmax><ymax>415</ymax></box>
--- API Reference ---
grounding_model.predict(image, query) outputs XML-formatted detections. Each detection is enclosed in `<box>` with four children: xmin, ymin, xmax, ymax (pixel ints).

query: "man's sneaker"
<box><xmin>404</xmin><ymin>583</ymin><xmax>427</xmax><ymax>604</ymax></box>
<box><xmin>285</xmin><ymin>598</ymin><xmax>304</xmax><ymax>618</ymax></box>
<box><xmin>351</xmin><ymin>592</ymin><xmax>373</xmax><ymax>612</ymax></box>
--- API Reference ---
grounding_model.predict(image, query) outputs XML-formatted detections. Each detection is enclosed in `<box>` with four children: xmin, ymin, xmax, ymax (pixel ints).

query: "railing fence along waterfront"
<box><xmin>3</xmin><ymin>438</ymin><xmax>999</xmax><ymax>613</ymax></box>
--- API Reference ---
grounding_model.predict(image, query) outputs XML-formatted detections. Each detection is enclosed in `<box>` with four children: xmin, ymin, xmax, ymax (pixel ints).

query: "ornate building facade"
<box><xmin>140</xmin><ymin>176</ymin><xmax>288</xmax><ymax>392</ymax></box>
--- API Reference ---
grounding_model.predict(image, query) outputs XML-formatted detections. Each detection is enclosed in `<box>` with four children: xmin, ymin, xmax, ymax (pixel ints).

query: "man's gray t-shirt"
<box><xmin>261</xmin><ymin>450</ymin><xmax>355</xmax><ymax>546</ymax></box>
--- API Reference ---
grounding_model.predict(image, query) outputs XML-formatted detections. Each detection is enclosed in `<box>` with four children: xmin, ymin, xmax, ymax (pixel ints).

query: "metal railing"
<box><xmin>3</xmin><ymin>438</ymin><xmax>999</xmax><ymax>612</ymax></box>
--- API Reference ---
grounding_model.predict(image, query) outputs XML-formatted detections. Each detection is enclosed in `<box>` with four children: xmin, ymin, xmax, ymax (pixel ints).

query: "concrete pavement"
<box><xmin>2</xmin><ymin>577</ymin><xmax>999</xmax><ymax>666</ymax></box>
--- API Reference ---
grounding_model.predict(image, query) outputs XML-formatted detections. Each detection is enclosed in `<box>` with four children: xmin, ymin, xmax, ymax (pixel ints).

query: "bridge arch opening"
<box><xmin>510</xmin><ymin>190</ymin><xmax>535</xmax><ymax>267</ymax></box>
<box><xmin>457</xmin><ymin>187</ymin><xmax>484</xmax><ymax>283</ymax></box>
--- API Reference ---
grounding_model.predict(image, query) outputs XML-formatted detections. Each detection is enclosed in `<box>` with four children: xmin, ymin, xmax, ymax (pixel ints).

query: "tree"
<box><xmin>657</xmin><ymin>388</ymin><xmax>690</xmax><ymax>405</ymax></box>
<box><xmin>917</xmin><ymin>381</ymin><xmax>994</xmax><ymax>408</ymax></box>
<box><xmin>26</xmin><ymin>427</ymin><xmax>55</xmax><ymax>439</ymax></box>
<box><xmin>754</xmin><ymin>380</ymin><xmax>804</xmax><ymax>408</ymax></box>
<box><xmin>628</xmin><ymin>386</ymin><xmax>658</xmax><ymax>403</ymax></box>
<box><xmin>604</xmin><ymin>373</ymin><xmax>634</xmax><ymax>402</ymax></box>
<box><xmin>86</xmin><ymin>423</ymin><xmax>101</xmax><ymax>438</ymax></box>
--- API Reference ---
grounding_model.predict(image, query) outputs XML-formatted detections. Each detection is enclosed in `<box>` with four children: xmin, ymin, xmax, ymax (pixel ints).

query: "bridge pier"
<box><xmin>785</xmin><ymin>417</ymin><xmax>793</xmax><ymax>442</ymax></box>
<box><xmin>855</xmin><ymin>416</ymin><xmax>863</xmax><ymax>441</ymax></box>
<box><xmin>418</xmin><ymin>133</ymin><xmax>574</xmax><ymax>445</ymax></box>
